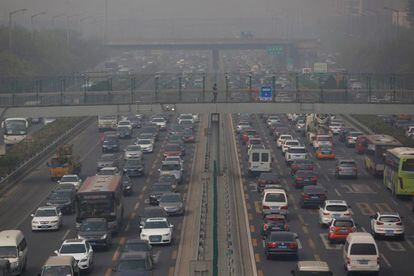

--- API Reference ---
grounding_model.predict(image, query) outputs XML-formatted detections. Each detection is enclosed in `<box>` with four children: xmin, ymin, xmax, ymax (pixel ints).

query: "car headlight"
<box><xmin>51</xmin><ymin>220</ymin><xmax>59</xmax><ymax>223</ymax></box>
<box><xmin>32</xmin><ymin>221</ymin><xmax>39</xmax><ymax>224</ymax></box>
<box><xmin>101</xmin><ymin>234</ymin><xmax>107</xmax><ymax>239</ymax></box>
<box><xmin>163</xmin><ymin>233</ymin><xmax>170</xmax><ymax>237</ymax></box>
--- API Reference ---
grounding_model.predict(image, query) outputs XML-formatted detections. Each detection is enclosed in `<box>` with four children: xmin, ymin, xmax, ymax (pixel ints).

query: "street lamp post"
<box><xmin>52</xmin><ymin>13</ymin><xmax>66</xmax><ymax>29</ymax></box>
<box><xmin>79</xmin><ymin>16</ymin><xmax>94</xmax><ymax>36</ymax></box>
<box><xmin>8</xmin><ymin>8</ymin><xmax>27</xmax><ymax>53</ymax></box>
<box><xmin>31</xmin><ymin>12</ymin><xmax>46</xmax><ymax>39</ymax></box>
<box><xmin>66</xmin><ymin>14</ymin><xmax>83</xmax><ymax>46</ymax></box>
<box><xmin>248</xmin><ymin>72</ymin><xmax>253</xmax><ymax>102</ymax></box>
<box><xmin>384</xmin><ymin>6</ymin><xmax>400</xmax><ymax>40</ymax></box>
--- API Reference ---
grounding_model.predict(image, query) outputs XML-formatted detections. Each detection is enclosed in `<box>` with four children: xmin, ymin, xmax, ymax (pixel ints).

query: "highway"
<box><xmin>231</xmin><ymin>113</ymin><xmax>414</xmax><ymax>276</ymax></box>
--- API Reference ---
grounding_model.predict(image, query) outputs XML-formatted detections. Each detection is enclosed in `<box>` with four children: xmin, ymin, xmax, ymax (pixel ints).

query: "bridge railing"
<box><xmin>1</xmin><ymin>73</ymin><xmax>413</xmax><ymax>107</ymax></box>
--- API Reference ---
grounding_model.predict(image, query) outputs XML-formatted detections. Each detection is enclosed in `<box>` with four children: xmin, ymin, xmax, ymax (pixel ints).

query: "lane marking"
<box><xmin>374</xmin><ymin>203</ymin><xmax>393</xmax><ymax>213</ymax></box>
<box><xmin>297</xmin><ymin>214</ymin><xmax>305</xmax><ymax>224</ymax></box>
<box><xmin>319</xmin><ymin>233</ymin><xmax>341</xmax><ymax>250</ymax></box>
<box><xmin>171</xmin><ymin>249</ymin><xmax>178</xmax><ymax>260</ymax></box>
<box><xmin>308</xmin><ymin>238</ymin><xmax>316</xmax><ymax>250</ymax></box>
<box><xmin>381</xmin><ymin>254</ymin><xmax>391</xmax><ymax>267</ymax></box>
<box><xmin>385</xmin><ymin>241</ymin><xmax>405</xmax><ymax>252</ymax></box>
<box><xmin>355</xmin><ymin>202</ymin><xmax>375</xmax><ymax>216</ymax></box>
<box><xmin>62</xmin><ymin>229</ymin><xmax>71</xmax><ymax>241</ymax></box>
<box><xmin>124</xmin><ymin>222</ymin><xmax>130</xmax><ymax>232</ymax></box>
<box><xmin>302</xmin><ymin>225</ymin><xmax>309</xmax><ymax>235</ymax></box>
<box><xmin>252</xmin><ymin>238</ymin><xmax>258</xmax><ymax>247</ymax></box>
<box><xmin>334</xmin><ymin>188</ymin><xmax>342</xmax><ymax>197</ymax></box>
<box><xmin>250</xmin><ymin>225</ymin><xmax>256</xmax><ymax>233</ymax></box>
<box><xmin>134</xmin><ymin>202</ymin><xmax>140</xmax><ymax>210</ymax></box>
<box><xmin>255</xmin><ymin>253</ymin><xmax>261</xmax><ymax>262</ymax></box>
<box><xmin>142</xmin><ymin>186</ymin><xmax>147</xmax><ymax>192</ymax></box>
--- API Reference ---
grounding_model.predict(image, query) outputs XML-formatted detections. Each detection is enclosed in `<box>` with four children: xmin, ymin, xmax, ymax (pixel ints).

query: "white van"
<box><xmin>248</xmin><ymin>149</ymin><xmax>271</xmax><ymax>176</ymax></box>
<box><xmin>0</xmin><ymin>230</ymin><xmax>28</xmax><ymax>275</ymax></box>
<box><xmin>343</xmin><ymin>232</ymin><xmax>379</xmax><ymax>274</ymax></box>
<box><xmin>261</xmin><ymin>188</ymin><xmax>288</xmax><ymax>216</ymax></box>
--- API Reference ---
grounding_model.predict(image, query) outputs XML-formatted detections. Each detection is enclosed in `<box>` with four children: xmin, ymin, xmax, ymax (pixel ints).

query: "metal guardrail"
<box><xmin>0</xmin><ymin>117</ymin><xmax>94</xmax><ymax>195</ymax></box>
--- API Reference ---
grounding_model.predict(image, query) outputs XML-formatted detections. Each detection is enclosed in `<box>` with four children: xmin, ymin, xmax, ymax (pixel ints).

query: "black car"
<box><xmin>290</xmin><ymin>159</ymin><xmax>315</xmax><ymax>175</ymax></box>
<box><xmin>139</xmin><ymin>206</ymin><xmax>167</xmax><ymax>227</ymax></box>
<box><xmin>78</xmin><ymin>218</ymin><xmax>112</xmax><ymax>250</ymax></box>
<box><xmin>264</xmin><ymin>232</ymin><xmax>299</xmax><ymax>259</ymax></box>
<box><xmin>338</xmin><ymin>128</ymin><xmax>356</xmax><ymax>143</ymax></box>
<box><xmin>126</xmin><ymin>116</ymin><xmax>142</xmax><ymax>129</ymax></box>
<box><xmin>46</xmin><ymin>188</ymin><xmax>76</xmax><ymax>214</ymax></box>
<box><xmin>158</xmin><ymin>175</ymin><xmax>178</xmax><ymax>190</ymax></box>
<box><xmin>112</xmin><ymin>252</ymin><xmax>153</xmax><ymax>276</ymax></box>
<box><xmin>261</xmin><ymin>214</ymin><xmax>289</xmax><ymax>237</ymax></box>
<box><xmin>293</xmin><ymin>170</ymin><xmax>318</xmax><ymax>188</ymax></box>
<box><xmin>123</xmin><ymin>158</ymin><xmax>144</xmax><ymax>177</ymax></box>
<box><xmin>122</xmin><ymin>175</ymin><xmax>133</xmax><ymax>195</ymax></box>
<box><xmin>257</xmin><ymin>172</ymin><xmax>280</xmax><ymax>193</ymax></box>
<box><xmin>97</xmin><ymin>154</ymin><xmax>120</xmax><ymax>171</ymax></box>
<box><xmin>148</xmin><ymin>183</ymin><xmax>174</xmax><ymax>205</ymax></box>
<box><xmin>300</xmin><ymin>185</ymin><xmax>327</xmax><ymax>208</ymax></box>
<box><xmin>102</xmin><ymin>137</ymin><xmax>120</xmax><ymax>152</ymax></box>
<box><xmin>117</xmin><ymin>126</ymin><xmax>132</xmax><ymax>139</ymax></box>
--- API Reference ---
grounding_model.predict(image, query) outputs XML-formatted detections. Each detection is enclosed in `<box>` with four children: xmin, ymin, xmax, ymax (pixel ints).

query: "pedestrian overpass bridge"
<box><xmin>1</xmin><ymin>89</ymin><xmax>413</xmax><ymax>118</ymax></box>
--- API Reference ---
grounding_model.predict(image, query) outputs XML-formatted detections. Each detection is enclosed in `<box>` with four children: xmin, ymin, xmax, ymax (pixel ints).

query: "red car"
<box><xmin>241</xmin><ymin>128</ymin><xmax>259</xmax><ymax>143</ymax></box>
<box><xmin>162</xmin><ymin>143</ymin><xmax>184</xmax><ymax>158</ymax></box>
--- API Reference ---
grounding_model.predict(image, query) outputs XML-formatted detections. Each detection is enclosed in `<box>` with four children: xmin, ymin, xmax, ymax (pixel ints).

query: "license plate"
<box><xmin>359</xmin><ymin>260</ymin><xmax>368</xmax><ymax>265</ymax></box>
<box><xmin>311</xmin><ymin>196</ymin><xmax>319</xmax><ymax>199</ymax></box>
<box><xmin>385</xmin><ymin>230</ymin><xmax>394</xmax><ymax>235</ymax></box>
<box><xmin>339</xmin><ymin>229</ymin><xmax>348</xmax><ymax>233</ymax></box>
<box><xmin>333</xmin><ymin>214</ymin><xmax>340</xmax><ymax>218</ymax></box>
<box><xmin>279</xmin><ymin>244</ymin><xmax>287</xmax><ymax>249</ymax></box>
<box><xmin>40</xmin><ymin>225</ymin><xmax>50</xmax><ymax>228</ymax></box>
<box><xmin>271</xmin><ymin>206</ymin><xmax>280</xmax><ymax>210</ymax></box>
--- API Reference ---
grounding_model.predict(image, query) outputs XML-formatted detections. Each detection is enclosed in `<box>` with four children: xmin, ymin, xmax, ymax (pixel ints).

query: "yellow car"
<box><xmin>316</xmin><ymin>146</ymin><xmax>336</xmax><ymax>159</ymax></box>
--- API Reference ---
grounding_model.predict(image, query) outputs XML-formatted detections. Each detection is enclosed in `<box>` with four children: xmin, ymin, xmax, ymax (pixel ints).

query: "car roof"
<box><xmin>325</xmin><ymin>200</ymin><xmax>347</xmax><ymax>205</ymax></box>
<box><xmin>378</xmin><ymin>212</ymin><xmax>400</xmax><ymax>217</ymax></box>
<box><xmin>44</xmin><ymin>256</ymin><xmax>75</xmax><ymax>266</ymax></box>
<box><xmin>297</xmin><ymin>261</ymin><xmax>330</xmax><ymax>272</ymax></box>
<box><xmin>63</xmin><ymin>238</ymin><xmax>86</xmax><ymax>244</ymax></box>
<box><xmin>82</xmin><ymin>217</ymin><xmax>107</xmax><ymax>223</ymax></box>
<box><xmin>37</xmin><ymin>206</ymin><xmax>58</xmax><ymax>211</ymax></box>
<box><xmin>119</xmin><ymin>252</ymin><xmax>147</xmax><ymax>260</ymax></box>
<box><xmin>264</xmin><ymin>189</ymin><xmax>286</xmax><ymax>194</ymax></box>
<box><xmin>347</xmin><ymin>232</ymin><xmax>376</xmax><ymax>243</ymax></box>
<box><xmin>145</xmin><ymin>217</ymin><xmax>168</xmax><ymax>222</ymax></box>
<box><xmin>62</xmin><ymin>174</ymin><xmax>78</xmax><ymax>178</ymax></box>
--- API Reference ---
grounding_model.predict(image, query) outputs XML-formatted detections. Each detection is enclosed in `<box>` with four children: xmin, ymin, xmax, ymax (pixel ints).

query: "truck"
<box><xmin>47</xmin><ymin>144</ymin><xmax>81</xmax><ymax>180</ymax></box>
<box><xmin>305</xmin><ymin>114</ymin><xmax>330</xmax><ymax>147</ymax></box>
<box><xmin>98</xmin><ymin>115</ymin><xmax>118</xmax><ymax>132</ymax></box>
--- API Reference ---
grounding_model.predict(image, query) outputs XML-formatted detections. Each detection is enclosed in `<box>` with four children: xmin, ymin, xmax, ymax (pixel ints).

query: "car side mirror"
<box><xmin>31</xmin><ymin>214</ymin><xmax>35</xmax><ymax>217</ymax></box>
<box><xmin>59</xmin><ymin>212</ymin><xmax>62</xmax><ymax>216</ymax></box>
<box><xmin>158</xmin><ymin>169</ymin><xmax>161</xmax><ymax>172</ymax></box>
<box><xmin>139</xmin><ymin>225</ymin><xmax>143</xmax><ymax>229</ymax></box>
<box><xmin>170</xmin><ymin>224</ymin><xmax>174</xmax><ymax>228</ymax></box>
<box><xmin>54</xmin><ymin>250</ymin><xmax>59</xmax><ymax>255</ymax></box>
<box><xmin>19</xmin><ymin>251</ymin><xmax>23</xmax><ymax>257</ymax></box>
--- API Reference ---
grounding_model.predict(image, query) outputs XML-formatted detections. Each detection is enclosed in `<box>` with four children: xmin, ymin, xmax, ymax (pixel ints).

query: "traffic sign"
<box><xmin>260</xmin><ymin>86</ymin><xmax>272</xmax><ymax>101</ymax></box>
<box><xmin>267</xmin><ymin>46</ymin><xmax>284</xmax><ymax>56</ymax></box>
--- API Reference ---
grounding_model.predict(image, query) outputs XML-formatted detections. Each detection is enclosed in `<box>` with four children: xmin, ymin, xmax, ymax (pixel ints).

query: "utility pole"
<box><xmin>31</xmin><ymin>12</ymin><xmax>46</xmax><ymax>40</ymax></box>
<box><xmin>104</xmin><ymin>0</ymin><xmax>108</xmax><ymax>43</ymax></box>
<box><xmin>52</xmin><ymin>13</ymin><xmax>66</xmax><ymax>29</ymax></box>
<box><xmin>8</xmin><ymin>8</ymin><xmax>27</xmax><ymax>53</ymax></box>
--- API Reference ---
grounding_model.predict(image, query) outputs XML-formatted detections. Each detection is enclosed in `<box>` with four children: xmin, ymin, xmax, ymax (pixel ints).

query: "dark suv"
<box><xmin>102</xmin><ymin>137</ymin><xmax>120</xmax><ymax>152</ymax></box>
<box><xmin>46</xmin><ymin>187</ymin><xmax>76</xmax><ymax>214</ymax></box>
<box><xmin>77</xmin><ymin>218</ymin><xmax>112</xmax><ymax>250</ymax></box>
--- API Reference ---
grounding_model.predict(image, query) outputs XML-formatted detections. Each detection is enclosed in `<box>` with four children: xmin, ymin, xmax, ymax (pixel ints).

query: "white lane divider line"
<box><xmin>381</xmin><ymin>254</ymin><xmax>392</xmax><ymax>267</ymax></box>
<box><xmin>62</xmin><ymin>229</ymin><xmax>71</xmax><ymax>241</ymax></box>
<box><xmin>334</xmin><ymin>188</ymin><xmax>342</xmax><ymax>197</ymax></box>
<box><xmin>319</xmin><ymin>233</ymin><xmax>341</xmax><ymax>250</ymax></box>
<box><xmin>385</xmin><ymin>241</ymin><xmax>405</xmax><ymax>252</ymax></box>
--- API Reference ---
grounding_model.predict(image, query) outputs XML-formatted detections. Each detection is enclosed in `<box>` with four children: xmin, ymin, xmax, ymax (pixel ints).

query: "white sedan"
<box><xmin>124</xmin><ymin>145</ymin><xmax>143</xmax><ymax>160</ymax></box>
<box><xmin>370</xmin><ymin>212</ymin><xmax>404</xmax><ymax>240</ymax></box>
<box><xmin>55</xmin><ymin>239</ymin><xmax>94</xmax><ymax>272</ymax></box>
<box><xmin>140</xmin><ymin>218</ymin><xmax>173</xmax><ymax>245</ymax></box>
<box><xmin>59</xmin><ymin>174</ymin><xmax>82</xmax><ymax>190</ymax></box>
<box><xmin>31</xmin><ymin>206</ymin><xmax>62</xmax><ymax>231</ymax></box>
<box><xmin>136</xmin><ymin>139</ymin><xmax>154</xmax><ymax>153</ymax></box>
<box><xmin>117</xmin><ymin>120</ymin><xmax>132</xmax><ymax>130</ymax></box>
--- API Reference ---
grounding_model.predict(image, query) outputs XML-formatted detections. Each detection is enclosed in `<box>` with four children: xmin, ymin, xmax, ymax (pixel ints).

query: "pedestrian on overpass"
<box><xmin>212</xmin><ymin>83</ymin><xmax>218</xmax><ymax>103</ymax></box>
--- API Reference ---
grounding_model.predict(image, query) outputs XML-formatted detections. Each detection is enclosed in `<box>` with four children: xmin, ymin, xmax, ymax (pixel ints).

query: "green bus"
<box><xmin>384</xmin><ymin>147</ymin><xmax>414</xmax><ymax>196</ymax></box>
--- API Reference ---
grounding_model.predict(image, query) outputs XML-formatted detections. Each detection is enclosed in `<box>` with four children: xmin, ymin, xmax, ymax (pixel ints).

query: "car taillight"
<box><xmin>280</xmin><ymin>205</ymin><xmax>288</xmax><ymax>210</ymax></box>
<box><xmin>284</xmin><ymin>224</ymin><xmax>289</xmax><ymax>231</ymax></box>
<box><xmin>330</xmin><ymin>226</ymin><xmax>335</xmax><ymax>232</ymax></box>
<box><xmin>303</xmin><ymin>194</ymin><xmax>310</xmax><ymax>200</ymax></box>
<box><xmin>377</xmin><ymin>257</ymin><xmax>380</xmax><ymax>265</ymax></box>
<box><xmin>323</xmin><ymin>212</ymin><xmax>330</xmax><ymax>216</ymax></box>
<box><xmin>376</xmin><ymin>221</ymin><xmax>384</xmax><ymax>225</ymax></box>
<box><xmin>352</xmin><ymin>227</ymin><xmax>357</xmax><ymax>232</ymax></box>
<box><xmin>296</xmin><ymin>177</ymin><xmax>303</xmax><ymax>181</ymax></box>
<box><xmin>396</xmin><ymin>221</ymin><xmax>403</xmax><ymax>226</ymax></box>
<box><xmin>267</xmin><ymin>242</ymin><xmax>277</xmax><ymax>248</ymax></box>
<box><xmin>263</xmin><ymin>224</ymin><xmax>268</xmax><ymax>231</ymax></box>
<box><xmin>347</xmin><ymin>257</ymin><xmax>351</xmax><ymax>264</ymax></box>
<box><xmin>262</xmin><ymin>205</ymin><xmax>270</xmax><ymax>209</ymax></box>
<box><xmin>311</xmin><ymin>176</ymin><xmax>317</xmax><ymax>182</ymax></box>
<box><xmin>344</xmin><ymin>212</ymin><xmax>351</xmax><ymax>216</ymax></box>
<box><xmin>288</xmin><ymin>242</ymin><xmax>298</xmax><ymax>249</ymax></box>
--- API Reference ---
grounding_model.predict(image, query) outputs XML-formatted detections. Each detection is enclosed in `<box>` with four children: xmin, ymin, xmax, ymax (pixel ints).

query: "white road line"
<box><xmin>381</xmin><ymin>254</ymin><xmax>392</xmax><ymax>267</ymax></box>
<box><xmin>297</xmin><ymin>239</ymin><xmax>303</xmax><ymax>249</ymax></box>
<box><xmin>390</xmin><ymin>197</ymin><xmax>399</xmax><ymax>206</ymax></box>
<box><xmin>334</xmin><ymin>188</ymin><xmax>342</xmax><ymax>197</ymax></box>
<box><xmin>361</xmin><ymin>227</ymin><xmax>367</xmax><ymax>233</ymax></box>
<box><xmin>324</xmin><ymin>175</ymin><xmax>330</xmax><ymax>182</ymax></box>
<box><xmin>62</xmin><ymin>229</ymin><xmax>71</xmax><ymax>241</ymax></box>
<box><xmin>316</xmin><ymin>163</ymin><xmax>321</xmax><ymax>168</ymax></box>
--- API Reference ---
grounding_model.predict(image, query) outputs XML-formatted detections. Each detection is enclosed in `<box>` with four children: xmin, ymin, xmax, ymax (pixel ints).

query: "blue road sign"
<box><xmin>260</xmin><ymin>86</ymin><xmax>272</xmax><ymax>101</ymax></box>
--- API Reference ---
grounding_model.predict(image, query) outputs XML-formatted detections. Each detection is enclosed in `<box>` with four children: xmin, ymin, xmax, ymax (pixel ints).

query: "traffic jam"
<box><xmin>233</xmin><ymin>113</ymin><xmax>414</xmax><ymax>276</ymax></box>
<box><xmin>0</xmin><ymin>113</ymin><xmax>199</xmax><ymax>275</ymax></box>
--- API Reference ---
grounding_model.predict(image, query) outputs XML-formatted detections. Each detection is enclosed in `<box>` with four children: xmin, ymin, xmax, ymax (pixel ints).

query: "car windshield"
<box><xmin>139</xmin><ymin>134</ymin><xmax>152</xmax><ymax>139</ymax></box>
<box><xmin>270</xmin><ymin>233</ymin><xmax>295</xmax><ymax>242</ymax></box>
<box><xmin>402</xmin><ymin>159</ymin><xmax>414</xmax><ymax>172</ymax></box>
<box><xmin>339</xmin><ymin>161</ymin><xmax>356</xmax><ymax>167</ymax></box>
<box><xmin>280</xmin><ymin>135</ymin><xmax>292</xmax><ymax>140</ymax></box>
<box><xmin>143</xmin><ymin>208</ymin><xmax>165</xmax><ymax>218</ymax></box>
<box><xmin>180</xmin><ymin>115</ymin><xmax>193</xmax><ymax>120</ymax></box>
<box><xmin>80</xmin><ymin>221</ymin><xmax>106</xmax><ymax>232</ymax></box>
<box><xmin>165</xmin><ymin>145</ymin><xmax>180</xmax><ymax>151</ymax></box>
<box><xmin>126</xmin><ymin>160</ymin><xmax>141</xmax><ymax>166</ymax></box>
<box><xmin>379</xmin><ymin>216</ymin><xmax>400</xmax><ymax>222</ymax></box>
<box><xmin>61</xmin><ymin>176</ymin><xmax>78</xmax><ymax>182</ymax></box>
<box><xmin>60</xmin><ymin>244</ymin><xmax>86</xmax><ymax>254</ymax></box>
<box><xmin>289</xmin><ymin>148</ymin><xmax>306</xmax><ymax>153</ymax></box>
<box><xmin>0</xmin><ymin>246</ymin><xmax>17</xmax><ymax>258</ymax></box>
<box><xmin>49</xmin><ymin>190</ymin><xmax>71</xmax><ymax>200</ymax></box>
<box><xmin>295</xmin><ymin>272</ymin><xmax>332</xmax><ymax>276</ymax></box>
<box><xmin>250</xmin><ymin>139</ymin><xmax>262</xmax><ymax>145</ymax></box>
<box><xmin>152</xmin><ymin>118</ymin><xmax>165</xmax><ymax>122</ymax></box>
<box><xmin>296</xmin><ymin>171</ymin><xmax>314</xmax><ymax>177</ymax></box>
<box><xmin>36</xmin><ymin>209</ymin><xmax>57</xmax><ymax>217</ymax></box>
<box><xmin>103</xmin><ymin>140</ymin><xmax>116</xmax><ymax>145</ymax></box>
<box><xmin>41</xmin><ymin>266</ymin><xmax>72</xmax><ymax>276</ymax></box>
<box><xmin>144</xmin><ymin>221</ymin><xmax>169</xmax><ymax>229</ymax></box>
<box><xmin>117</xmin><ymin>259</ymin><xmax>148</xmax><ymax>271</ymax></box>
<box><xmin>138</xmin><ymin>140</ymin><xmax>151</xmax><ymax>145</ymax></box>
<box><xmin>97</xmin><ymin>169</ymin><xmax>116</xmax><ymax>175</ymax></box>
<box><xmin>161</xmin><ymin>164</ymin><xmax>180</xmax><ymax>171</ymax></box>
<box><xmin>333</xmin><ymin>220</ymin><xmax>354</xmax><ymax>227</ymax></box>
<box><xmin>119</xmin><ymin>121</ymin><xmax>130</xmax><ymax>126</ymax></box>
<box><xmin>326</xmin><ymin>205</ymin><xmax>347</xmax><ymax>212</ymax></box>
<box><xmin>160</xmin><ymin>194</ymin><xmax>181</xmax><ymax>203</ymax></box>
<box><xmin>124</xmin><ymin>242</ymin><xmax>149</xmax><ymax>252</ymax></box>
<box><xmin>265</xmin><ymin>193</ymin><xmax>286</xmax><ymax>202</ymax></box>
<box><xmin>350</xmin><ymin>243</ymin><xmax>377</xmax><ymax>255</ymax></box>
<box><xmin>127</xmin><ymin>145</ymin><xmax>140</xmax><ymax>151</ymax></box>
<box><xmin>318</xmin><ymin>136</ymin><xmax>331</xmax><ymax>141</ymax></box>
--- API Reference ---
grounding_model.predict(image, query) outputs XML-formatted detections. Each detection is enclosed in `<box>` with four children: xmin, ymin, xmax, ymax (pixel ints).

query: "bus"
<box><xmin>384</xmin><ymin>147</ymin><xmax>414</xmax><ymax>196</ymax></box>
<box><xmin>76</xmin><ymin>175</ymin><xmax>124</xmax><ymax>232</ymax></box>
<box><xmin>1</xmin><ymin>118</ymin><xmax>29</xmax><ymax>145</ymax></box>
<box><xmin>364</xmin><ymin>134</ymin><xmax>402</xmax><ymax>176</ymax></box>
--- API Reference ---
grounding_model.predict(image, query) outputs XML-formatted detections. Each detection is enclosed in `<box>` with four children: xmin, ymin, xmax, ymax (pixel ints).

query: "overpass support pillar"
<box><xmin>212</xmin><ymin>49</ymin><xmax>220</xmax><ymax>72</ymax></box>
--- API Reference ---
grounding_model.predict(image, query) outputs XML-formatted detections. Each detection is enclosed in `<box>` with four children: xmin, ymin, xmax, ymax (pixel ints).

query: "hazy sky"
<box><xmin>1</xmin><ymin>0</ymin><xmax>334</xmax><ymax>21</ymax></box>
